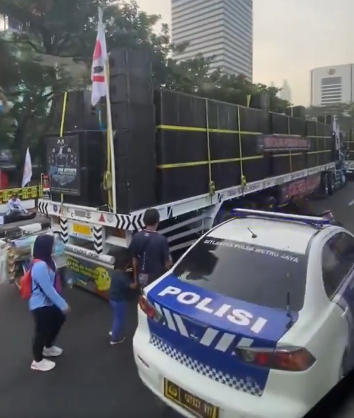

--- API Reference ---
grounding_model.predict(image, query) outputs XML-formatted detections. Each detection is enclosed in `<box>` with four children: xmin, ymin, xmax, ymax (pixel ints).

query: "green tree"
<box><xmin>0</xmin><ymin>0</ymin><xmax>167</xmax><ymax>156</ymax></box>
<box><xmin>0</xmin><ymin>0</ymin><xmax>291</xmax><ymax>161</ymax></box>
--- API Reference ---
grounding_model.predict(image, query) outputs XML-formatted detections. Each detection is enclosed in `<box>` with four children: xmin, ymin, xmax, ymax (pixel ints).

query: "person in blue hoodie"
<box><xmin>30</xmin><ymin>234</ymin><xmax>70</xmax><ymax>372</ymax></box>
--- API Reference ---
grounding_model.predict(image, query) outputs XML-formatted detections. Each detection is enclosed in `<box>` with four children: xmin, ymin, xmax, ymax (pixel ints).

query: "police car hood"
<box><xmin>148</xmin><ymin>274</ymin><xmax>299</xmax><ymax>343</ymax></box>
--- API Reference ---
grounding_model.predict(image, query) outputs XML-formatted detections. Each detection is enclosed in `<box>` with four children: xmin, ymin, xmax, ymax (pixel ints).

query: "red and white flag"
<box><xmin>91</xmin><ymin>7</ymin><xmax>108</xmax><ymax>106</ymax></box>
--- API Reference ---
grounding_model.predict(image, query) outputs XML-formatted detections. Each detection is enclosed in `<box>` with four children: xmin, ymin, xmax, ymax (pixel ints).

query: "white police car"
<box><xmin>133</xmin><ymin>209</ymin><xmax>354</xmax><ymax>418</ymax></box>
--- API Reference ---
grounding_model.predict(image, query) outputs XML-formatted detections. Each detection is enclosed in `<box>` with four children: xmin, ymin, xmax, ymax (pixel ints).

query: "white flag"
<box><xmin>91</xmin><ymin>7</ymin><xmax>108</xmax><ymax>106</ymax></box>
<box><xmin>22</xmin><ymin>148</ymin><xmax>32</xmax><ymax>187</ymax></box>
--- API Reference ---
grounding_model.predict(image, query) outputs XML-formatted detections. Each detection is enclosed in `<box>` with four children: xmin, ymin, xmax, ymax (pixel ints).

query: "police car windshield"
<box><xmin>173</xmin><ymin>237</ymin><xmax>307</xmax><ymax>312</ymax></box>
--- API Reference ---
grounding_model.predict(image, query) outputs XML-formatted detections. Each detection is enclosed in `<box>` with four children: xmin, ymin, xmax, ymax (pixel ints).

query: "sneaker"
<box><xmin>43</xmin><ymin>346</ymin><xmax>63</xmax><ymax>357</ymax></box>
<box><xmin>110</xmin><ymin>336</ymin><xmax>126</xmax><ymax>345</ymax></box>
<box><xmin>31</xmin><ymin>359</ymin><xmax>56</xmax><ymax>372</ymax></box>
<box><xmin>108</xmin><ymin>331</ymin><xmax>112</xmax><ymax>336</ymax></box>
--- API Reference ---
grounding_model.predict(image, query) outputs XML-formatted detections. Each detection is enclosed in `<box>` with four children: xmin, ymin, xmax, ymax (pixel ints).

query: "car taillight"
<box><xmin>139</xmin><ymin>295</ymin><xmax>163</xmax><ymax>322</ymax></box>
<box><xmin>234</xmin><ymin>346</ymin><xmax>316</xmax><ymax>371</ymax></box>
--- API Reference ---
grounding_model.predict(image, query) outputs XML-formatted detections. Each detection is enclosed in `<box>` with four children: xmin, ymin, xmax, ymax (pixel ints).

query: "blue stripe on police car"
<box><xmin>147</xmin><ymin>275</ymin><xmax>299</xmax><ymax>343</ymax></box>
<box><xmin>146</xmin><ymin>274</ymin><xmax>299</xmax><ymax>396</ymax></box>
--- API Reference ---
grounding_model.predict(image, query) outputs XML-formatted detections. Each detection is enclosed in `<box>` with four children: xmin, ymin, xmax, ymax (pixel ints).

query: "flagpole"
<box><xmin>104</xmin><ymin>60</ymin><xmax>117</xmax><ymax>213</ymax></box>
<box><xmin>92</xmin><ymin>7</ymin><xmax>117</xmax><ymax>213</ymax></box>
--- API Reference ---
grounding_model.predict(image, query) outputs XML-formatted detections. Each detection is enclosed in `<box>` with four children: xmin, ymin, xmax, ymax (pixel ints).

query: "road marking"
<box><xmin>349</xmin><ymin>199</ymin><xmax>354</xmax><ymax>206</ymax></box>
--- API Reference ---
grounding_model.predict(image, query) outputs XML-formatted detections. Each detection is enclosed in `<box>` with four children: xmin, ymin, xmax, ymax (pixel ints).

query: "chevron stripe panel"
<box><xmin>131</xmin><ymin>214</ymin><xmax>144</xmax><ymax>230</ymax></box>
<box><xmin>38</xmin><ymin>201</ymin><xmax>48</xmax><ymax>215</ymax></box>
<box><xmin>93</xmin><ymin>226</ymin><xmax>103</xmax><ymax>254</ymax></box>
<box><xmin>60</xmin><ymin>218</ymin><xmax>68</xmax><ymax>243</ymax></box>
<box><xmin>115</xmin><ymin>214</ymin><xmax>131</xmax><ymax>229</ymax></box>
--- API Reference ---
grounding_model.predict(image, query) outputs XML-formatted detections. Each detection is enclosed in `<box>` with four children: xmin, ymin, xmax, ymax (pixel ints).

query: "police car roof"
<box><xmin>208</xmin><ymin>217</ymin><xmax>317</xmax><ymax>254</ymax></box>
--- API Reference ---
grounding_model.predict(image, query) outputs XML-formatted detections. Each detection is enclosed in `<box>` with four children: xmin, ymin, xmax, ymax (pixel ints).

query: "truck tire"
<box><xmin>322</xmin><ymin>173</ymin><xmax>329</xmax><ymax>196</ymax></box>
<box><xmin>341</xmin><ymin>172</ymin><xmax>347</xmax><ymax>187</ymax></box>
<box><xmin>262</xmin><ymin>196</ymin><xmax>277</xmax><ymax>211</ymax></box>
<box><xmin>328</xmin><ymin>173</ymin><xmax>335</xmax><ymax>195</ymax></box>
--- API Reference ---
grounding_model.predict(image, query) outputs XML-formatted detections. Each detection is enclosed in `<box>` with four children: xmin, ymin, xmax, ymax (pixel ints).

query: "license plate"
<box><xmin>72</xmin><ymin>223</ymin><xmax>91</xmax><ymax>236</ymax></box>
<box><xmin>164</xmin><ymin>379</ymin><xmax>218</xmax><ymax>418</ymax></box>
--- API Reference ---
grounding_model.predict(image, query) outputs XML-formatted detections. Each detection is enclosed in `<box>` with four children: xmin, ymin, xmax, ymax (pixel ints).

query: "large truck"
<box><xmin>36</xmin><ymin>49</ymin><xmax>346</xmax><ymax>298</ymax></box>
<box><xmin>344</xmin><ymin>128</ymin><xmax>354</xmax><ymax>175</ymax></box>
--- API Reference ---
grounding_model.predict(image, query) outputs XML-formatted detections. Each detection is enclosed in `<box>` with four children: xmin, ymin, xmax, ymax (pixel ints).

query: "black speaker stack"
<box><xmin>250</xmin><ymin>91</ymin><xmax>270</xmax><ymax>110</ymax></box>
<box><xmin>44</xmin><ymin>48</ymin><xmax>157</xmax><ymax>212</ymax></box>
<box><xmin>109</xmin><ymin>48</ymin><xmax>157</xmax><ymax>213</ymax></box>
<box><xmin>51</xmin><ymin>90</ymin><xmax>103</xmax><ymax>132</ymax></box>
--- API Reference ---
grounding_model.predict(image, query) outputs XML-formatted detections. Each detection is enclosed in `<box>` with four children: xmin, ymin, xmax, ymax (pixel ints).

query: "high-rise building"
<box><xmin>310</xmin><ymin>64</ymin><xmax>354</xmax><ymax>106</ymax></box>
<box><xmin>171</xmin><ymin>0</ymin><xmax>253</xmax><ymax>79</ymax></box>
<box><xmin>279</xmin><ymin>79</ymin><xmax>292</xmax><ymax>103</ymax></box>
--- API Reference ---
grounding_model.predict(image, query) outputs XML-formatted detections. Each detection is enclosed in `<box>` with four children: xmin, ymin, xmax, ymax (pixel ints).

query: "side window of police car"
<box><xmin>322</xmin><ymin>232</ymin><xmax>354</xmax><ymax>298</ymax></box>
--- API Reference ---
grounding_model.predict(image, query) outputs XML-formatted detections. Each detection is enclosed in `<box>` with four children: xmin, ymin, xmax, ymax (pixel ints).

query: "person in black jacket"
<box><xmin>129</xmin><ymin>208</ymin><xmax>172</xmax><ymax>289</ymax></box>
<box><xmin>108</xmin><ymin>251</ymin><xmax>138</xmax><ymax>345</ymax></box>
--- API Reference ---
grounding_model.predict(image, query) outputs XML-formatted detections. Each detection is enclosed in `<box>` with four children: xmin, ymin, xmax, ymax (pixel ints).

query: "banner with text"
<box><xmin>47</xmin><ymin>135</ymin><xmax>80</xmax><ymax>195</ymax></box>
<box><xmin>258</xmin><ymin>135</ymin><xmax>310</xmax><ymax>152</ymax></box>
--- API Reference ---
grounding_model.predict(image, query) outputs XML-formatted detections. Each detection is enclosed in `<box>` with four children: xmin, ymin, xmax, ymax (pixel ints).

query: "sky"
<box><xmin>136</xmin><ymin>0</ymin><xmax>353</xmax><ymax>105</ymax></box>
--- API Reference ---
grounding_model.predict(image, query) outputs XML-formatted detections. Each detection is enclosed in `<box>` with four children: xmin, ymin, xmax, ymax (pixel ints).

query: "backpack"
<box><xmin>19</xmin><ymin>259</ymin><xmax>62</xmax><ymax>299</ymax></box>
<box><xmin>19</xmin><ymin>259</ymin><xmax>40</xmax><ymax>299</ymax></box>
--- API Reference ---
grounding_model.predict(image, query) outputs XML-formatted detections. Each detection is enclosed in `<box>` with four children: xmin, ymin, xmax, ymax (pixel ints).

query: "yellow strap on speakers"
<box><xmin>103</xmin><ymin>171</ymin><xmax>112</xmax><ymax>190</ymax></box>
<box><xmin>237</xmin><ymin>106</ymin><xmax>247</xmax><ymax>188</ymax></box>
<box><xmin>59</xmin><ymin>92</ymin><xmax>68</xmax><ymax>207</ymax></box>
<box><xmin>58</xmin><ymin>90</ymin><xmax>113</xmax><ymax>209</ymax></box>
<box><xmin>205</xmin><ymin>99</ymin><xmax>215</xmax><ymax>196</ymax></box>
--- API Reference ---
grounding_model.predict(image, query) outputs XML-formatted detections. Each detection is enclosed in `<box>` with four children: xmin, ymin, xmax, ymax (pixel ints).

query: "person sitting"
<box><xmin>7</xmin><ymin>193</ymin><xmax>28</xmax><ymax>215</ymax></box>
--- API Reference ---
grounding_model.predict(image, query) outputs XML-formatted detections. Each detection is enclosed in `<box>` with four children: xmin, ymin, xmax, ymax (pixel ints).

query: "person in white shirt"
<box><xmin>7</xmin><ymin>194</ymin><xmax>27</xmax><ymax>215</ymax></box>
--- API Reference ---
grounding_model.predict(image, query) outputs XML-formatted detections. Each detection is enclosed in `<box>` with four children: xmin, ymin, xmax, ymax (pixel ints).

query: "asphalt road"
<box><xmin>1</xmin><ymin>183</ymin><xmax>354</xmax><ymax>418</ymax></box>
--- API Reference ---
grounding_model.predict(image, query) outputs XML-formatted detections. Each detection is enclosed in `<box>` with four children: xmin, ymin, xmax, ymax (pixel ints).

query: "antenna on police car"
<box><xmin>285</xmin><ymin>273</ymin><xmax>294</xmax><ymax>330</ymax></box>
<box><xmin>247</xmin><ymin>227</ymin><xmax>257</xmax><ymax>239</ymax></box>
